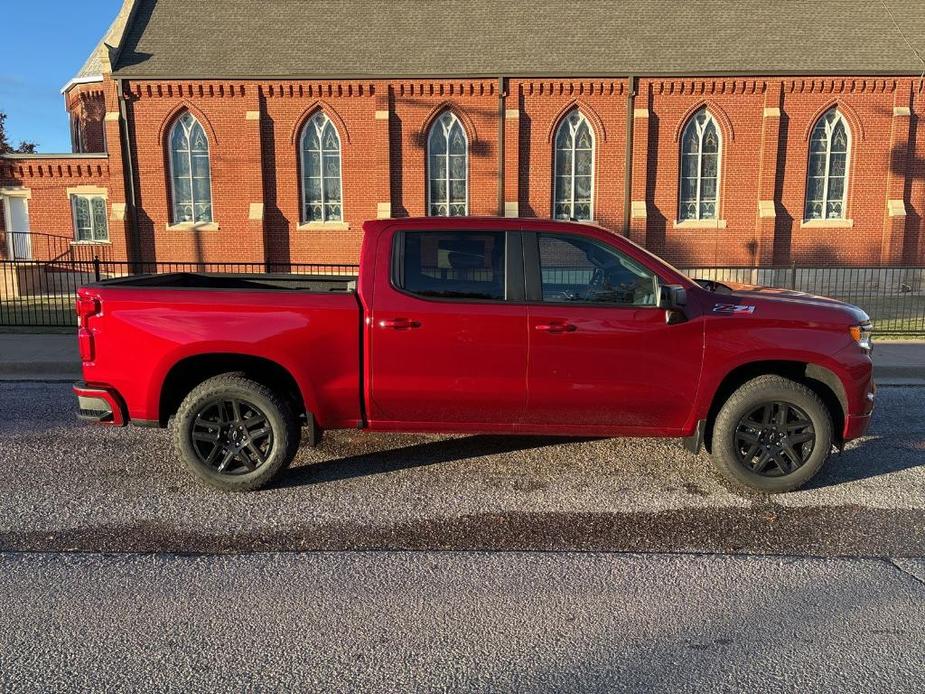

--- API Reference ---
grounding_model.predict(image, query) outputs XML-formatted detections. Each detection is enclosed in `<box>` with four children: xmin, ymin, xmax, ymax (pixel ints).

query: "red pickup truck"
<box><xmin>74</xmin><ymin>217</ymin><xmax>874</xmax><ymax>493</ymax></box>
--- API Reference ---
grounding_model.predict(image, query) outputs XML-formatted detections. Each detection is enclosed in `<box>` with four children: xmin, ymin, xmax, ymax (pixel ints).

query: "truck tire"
<box><xmin>710</xmin><ymin>375</ymin><xmax>833</xmax><ymax>493</ymax></box>
<box><xmin>171</xmin><ymin>373</ymin><xmax>301</xmax><ymax>491</ymax></box>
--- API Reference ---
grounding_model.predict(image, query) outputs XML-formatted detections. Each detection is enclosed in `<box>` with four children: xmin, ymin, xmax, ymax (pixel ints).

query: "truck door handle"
<box><xmin>535</xmin><ymin>322</ymin><xmax>577</xmax><ymax>334</ymax></box>
<box><xmin>379</xmin><ymin>318</ymin><xmax>421</xmax><ymax>330</ymax></box>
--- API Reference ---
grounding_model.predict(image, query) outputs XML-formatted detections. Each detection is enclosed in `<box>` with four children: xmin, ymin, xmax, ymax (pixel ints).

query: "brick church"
<box><xmin>1</xmin><ymin>0</ymin><xmax>924</xmax><ymax>268</ymax></box>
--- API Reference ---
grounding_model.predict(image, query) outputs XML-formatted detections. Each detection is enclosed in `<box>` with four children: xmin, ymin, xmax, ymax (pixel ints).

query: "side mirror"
<box><xmin>659</xmin><ymin>284</ymin><xmax>687</xmax><ymax>309</ymax></box>
<box><xmin>660</xmin><ymin>284</ymin><xmax>688</xmax><ymax>325</ymax></box>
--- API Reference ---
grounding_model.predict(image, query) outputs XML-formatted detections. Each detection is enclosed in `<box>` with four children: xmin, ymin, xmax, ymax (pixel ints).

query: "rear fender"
<box><xmin>147</xmin><ymin>346</ymin><xmax>323</xmax><ymax>426</ymax></box>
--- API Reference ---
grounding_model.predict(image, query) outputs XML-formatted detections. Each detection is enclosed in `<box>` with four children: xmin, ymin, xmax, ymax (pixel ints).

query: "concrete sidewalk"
<box><xmin>0</xmin><ymin>334</ymin><xmax>80</xmax><ymax>381</ymax></box>
<box><xmin>0</xmin><ymin>332</ymin><xmax>922</xmax><ymax>384</ymax></box>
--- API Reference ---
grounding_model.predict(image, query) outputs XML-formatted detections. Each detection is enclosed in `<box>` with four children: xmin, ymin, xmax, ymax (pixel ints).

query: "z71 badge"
<box><xmin>713</xmin><ymin>303</ymin><xmax>756</xmax><ymax>314</ymax></box>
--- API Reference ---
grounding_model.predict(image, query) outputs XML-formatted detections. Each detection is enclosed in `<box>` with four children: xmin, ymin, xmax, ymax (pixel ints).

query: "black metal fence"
<box><xmin>683</xmin><ymin>265</ymin><xmax>925</xmax><ymax>335</ymax></box>
<box><xmin>0</xmin><ymin>258</ymin><xmax>359</xmax><ymax>328</ymax></box>
<box><xmin>1</xmin><ymin>256</ymin><xmax>923</xmax><ymax>335</ymax></box>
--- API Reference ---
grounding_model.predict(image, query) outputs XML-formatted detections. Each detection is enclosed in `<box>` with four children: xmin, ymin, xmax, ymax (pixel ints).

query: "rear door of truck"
<box><xmin>366</xmin><ymin>223</ymin><xmax>528</xmax><ymax>429</ymax></box>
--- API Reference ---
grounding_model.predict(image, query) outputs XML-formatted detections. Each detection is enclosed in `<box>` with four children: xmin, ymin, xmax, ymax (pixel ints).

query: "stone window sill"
<box><xmin>297</xmin><ymin>221</ymin><xmax>351</xmax><ymax>231</ymax></box>
<box><xmin>673</xmin><ymin>219</ymin><xmax>727</xmax><ymax>229</ymax></box>
<box><xmin>167</xmin><ymin>222</ymin><xmax>220</xmax><ymax>232</ymax></box>
<box><xmin>71</xmin><ymin>240</ymin><xmax>112</xmax><ymax>246</ymax></box>
<box><xmin>553</xmin><ymin>218</ymin><xmax>598</xmax><ymax>225</ymax></box>
<box><xmin>800</xmin><ymin>218</ymin><xmax>854</xmax><ymax>229</ymax></box>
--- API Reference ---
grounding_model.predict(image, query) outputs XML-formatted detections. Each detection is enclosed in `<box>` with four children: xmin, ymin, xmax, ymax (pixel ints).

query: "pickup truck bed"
<box><xmin>95</xmin><ymin>271</ymin><xmax>357</xmax><ymax>293</ymax></box>
<box><xmin>77</xmin><ymin>272</ymin><xmax>364</xmax><ymax>431</ymax></box>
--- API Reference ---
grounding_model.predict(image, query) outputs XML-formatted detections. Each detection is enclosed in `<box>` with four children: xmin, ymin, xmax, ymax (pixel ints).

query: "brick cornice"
<box><xmin>518</xmin><ymin>80</ymin><xmax>625</xmax><ymax>97</ymax></box>
<box><xmin>394</xmin><ymin>81</ymin><xmax>496</xmax><ymax>97</ymax></box>
<box><xmin>784</xmin><ymin>78</ymin><xmax>897</xmax><ymax>95</ymax></box>
<box><xmin>653</xmin><ymin>79</ymin><xmax>764</xmax><ymax>96</ymax></box>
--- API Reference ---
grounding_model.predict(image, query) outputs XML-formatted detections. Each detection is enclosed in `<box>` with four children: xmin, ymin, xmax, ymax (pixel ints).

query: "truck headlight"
<box><xmin>849</xmin><ymin>321</ymin><xmax>873</xmax><ymax>351</ymax></box>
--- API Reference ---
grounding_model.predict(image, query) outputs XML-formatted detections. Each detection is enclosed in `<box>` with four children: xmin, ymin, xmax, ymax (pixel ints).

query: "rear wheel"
<box><xmin>710</xmin><ymin>375</ymin><xmax>833</xmax><ymax>493</ymax></box>
<box><xmin>172</xmin><ymin>374</ymin><xmax>300</xmax><ymax>491</ymax></box>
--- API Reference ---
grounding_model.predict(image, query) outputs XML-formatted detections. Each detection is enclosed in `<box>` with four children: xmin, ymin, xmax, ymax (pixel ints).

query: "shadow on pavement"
<box><xmin>275</xmin><ymin>430</ymin><xmax>924</xmax><ymax>492</ymax></box>
<box><xmin>274</xmin><ymin>434</ymin><xmax>590</xmax><ymax>489</ymax></box>
<box><xmin>807</xmin><ymin>435</ymin><xmax>925</xmax><ymax>489</ymax></box>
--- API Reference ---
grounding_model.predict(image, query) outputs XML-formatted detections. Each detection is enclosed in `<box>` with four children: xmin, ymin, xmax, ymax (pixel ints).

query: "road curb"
<box><xmin>0</xmin><ymin>362</ymin><xmax>81</xmax><ymax>381</ymax></box>
<box><xmin>875</xmin><ymin>367</ymin><xmax>925</xmax><ymax>383</ymax></box>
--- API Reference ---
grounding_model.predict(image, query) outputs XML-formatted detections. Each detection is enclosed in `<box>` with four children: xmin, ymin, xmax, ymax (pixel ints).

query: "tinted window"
<box><xmin>538</xmin><ymin>233</ymin><xmax>657</xmax><ymax>306</ymax></box>
<box><xmin>399</xmin><ymin>231</ymin><xmax>506</xmax><ymax>301</ymax></box>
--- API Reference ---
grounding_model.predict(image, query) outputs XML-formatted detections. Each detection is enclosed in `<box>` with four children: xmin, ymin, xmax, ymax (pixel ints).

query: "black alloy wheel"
<box><xmin>733</xmin><ymin>401</ymin><xmax>816</xmax><ymax>477</ymax></box>
<box><xmin>190</xmin><ymin>397</ymin><xmax>275</xmax><ymax>475</ymax></box>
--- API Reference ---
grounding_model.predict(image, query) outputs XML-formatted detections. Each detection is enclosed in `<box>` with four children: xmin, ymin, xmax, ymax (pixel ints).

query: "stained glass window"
<box><xmin>427</xmin><ymin>112</ymin><xmax>468</xmax><ymax>216</ymax></box>
<box><xmin>300</xmin><ymin>112</ymin><xmax>343</xmax><ymax>223</ymax></box>
<box><xmin>72</xmin><ymin>196</ymin><xmax>108</xmax><ymax>242</ymax></box>
<box><xmin>553</xmin><ymin>110</ymin><xmax>595</xmax><ymax>221</ymax></box>
<box><xmin>679</xmin><ymin>109</ymin><xmax>721</xmax><ymax>221</ymax></box>
<box><xmin>169</xmin><ymin>112</ymin><xmax>213</xmax><ymax>224</ymax></box>
<box><xmin>805</xmin><ymin>109</ymin><xmax>850</xmax><ymax>221</ymax></box>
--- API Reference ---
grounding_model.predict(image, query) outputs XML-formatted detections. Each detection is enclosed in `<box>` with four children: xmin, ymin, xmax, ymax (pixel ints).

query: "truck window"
<box><xmin>537</xmin><ymin>233</ymin><xmax>658</xmax><ymax>306</ymax></box>
<box><xmin>398</xmin><ymin>231</ymin><xmax>506</xmax><ymax>301</ymax></box>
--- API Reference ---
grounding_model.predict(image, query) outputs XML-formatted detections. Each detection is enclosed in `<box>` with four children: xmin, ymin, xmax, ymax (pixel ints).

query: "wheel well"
<box><xmin>703</xmin><ymin>360</ymin><xmax>847</xmax><ymax>452</ymax></box>
<box><xmin>159</xmin><ymin>354</ymin><xmax>306</xmax><ymax>425</ymax></box>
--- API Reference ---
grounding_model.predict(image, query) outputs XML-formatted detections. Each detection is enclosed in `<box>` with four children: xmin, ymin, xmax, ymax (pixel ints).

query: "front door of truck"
<box><xmin>368</xmin><ymin>228</ymin><xmax>528</xmax><ymax>428</ymax></box>
<box><xmin>523</xmin><ymin>231</ymin><xmax>703</xmax><ymax>433</ymax></box>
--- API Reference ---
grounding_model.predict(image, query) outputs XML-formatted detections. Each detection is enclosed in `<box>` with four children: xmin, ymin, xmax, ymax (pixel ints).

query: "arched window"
<box><xmin>679</xmin><ymin>109</ymin><xmax>721</xmax><ymax>221</ymax></box>
<box><xmin>553</xmin><ymin>110</ymin><xmax>595</xmax><ymax>220</ymax></box>
<box><xmin>168</xmin><ymin>112</ymin><xmax>212</xmax><ymax>224</ymax></box>
<box><xmin>427</xmin><ymin>111</ymin><xmax>468</xmax><ymax>216</ymax></box>
<box><xmin>805</xmin><ymin>109</ymin><xmax>849</xmax><ymax>220</ymax></box>
<box><xmin>300</xmin><ymin>112</ymin><xmax>343</xmax><ymax>222</ymax></box>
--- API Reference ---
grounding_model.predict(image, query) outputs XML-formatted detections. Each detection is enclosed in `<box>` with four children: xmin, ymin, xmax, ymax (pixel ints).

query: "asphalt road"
<box><xmin>0</xmin><ymin>383</ymin><xmax>923</xmax><ymax>556</ymax></box>
<box><xmin>2</xmin><ymin>551</ymin><xmax>924</xmax><ymax>693</ymax></box>
<box><xmin>1</xmin><ymin>382</ymin><xmax>924</xmax><ymax>690</ymax></box>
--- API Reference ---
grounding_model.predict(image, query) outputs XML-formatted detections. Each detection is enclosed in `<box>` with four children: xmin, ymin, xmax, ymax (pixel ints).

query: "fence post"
<box><xmin>93</xmin><ymin>255</ymin><xmax>101</xmax><ymax>282</ymax></box>
<box><xmin>789</xmin><ymin>262</ymin><xmax>797</xmax><ymax>290</ymax></box>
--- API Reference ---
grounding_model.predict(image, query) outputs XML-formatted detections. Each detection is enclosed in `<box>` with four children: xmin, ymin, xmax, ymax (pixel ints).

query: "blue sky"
<box><xmin>0</xmin><ymin>0</ymin><xmax>122</xmax><ymax>152</ymax></box>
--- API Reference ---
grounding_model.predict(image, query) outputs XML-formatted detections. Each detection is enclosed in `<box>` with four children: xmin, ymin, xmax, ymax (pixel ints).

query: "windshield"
<box><xmin>603</xmin><ymin>227</ymin><xmax>694</xmax><ymax>286</ymax></box>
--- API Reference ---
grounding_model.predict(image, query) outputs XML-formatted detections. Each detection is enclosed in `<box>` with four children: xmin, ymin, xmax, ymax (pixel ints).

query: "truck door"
<box><xmin>368</xmin><ymin>228</ymin><xmax>528</xmax><ymax>428</ymax></box>
<box><xmin>523</xmin><ymin>231</ymin><xmax>703</xmax><ymax>433</ymax></box>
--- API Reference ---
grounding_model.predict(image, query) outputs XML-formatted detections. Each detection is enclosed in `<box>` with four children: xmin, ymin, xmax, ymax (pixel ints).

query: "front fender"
<box><xmin>691</xmin><ymin>323</ymin><xmax>872</xmax><ymax>436</ymax></box>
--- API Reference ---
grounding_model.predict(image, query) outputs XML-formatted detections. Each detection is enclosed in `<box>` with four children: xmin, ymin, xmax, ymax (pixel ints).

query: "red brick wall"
<box><xmin>907</xmin><ymin>82</ymin><xmax>925</xmax><ymax>264</ymax></box>
<box><xmin>513</xmin><ymin>79</ymin><xmax>628</xmax><ymax>232</ymax></box>
<box><xmin>0</xmin><ymin>156</ymin><xmax>115</xmax><ymax>261</ymax></box>
<box><xmin>630</xmin><ymin>77</ymin><xmax>924</xmax><ymax>267</ymax></box>
<box><xmin>637</xmin><ymin>79</ymin><xmax>767</xmax><ymax>266</ymax></box>
<box><xmin>125</xmin><ymin>82</ymin><xmax>265</xmax><ymax>264</ymax></box>
<box><xmin>4</xmin><ymin>75</ymin><xmax>924</xmax><ymax>268</ymax></box>
<box><xmin>390</xmin><ymin>80</ymin><xmax>500</xmax><ymax>219</ymax></box>
<box><xmin>775</xmin><ymin>79</ymin><xmax>897</xmax><ymax>266</ymax></box>
<box><xmin>260</xmin><ymin>81</ymin><xmax>379</xmax><ymax>266</ymax></box>
<box><xmin>66</xmin><ymin>84</ymin><xmax>107</xmax><ymax>154</ymax></box>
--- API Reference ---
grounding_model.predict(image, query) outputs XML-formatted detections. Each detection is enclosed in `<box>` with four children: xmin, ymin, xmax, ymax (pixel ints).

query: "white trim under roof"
<box><xmin>61</xmin><ymin>74</ymin><xmax>104</xmax><ymax>95</ymax></box>
<box><xmin>0</xmin><ymin>152</ymin><xmax>108</xmax><ymax>160</ymax></box>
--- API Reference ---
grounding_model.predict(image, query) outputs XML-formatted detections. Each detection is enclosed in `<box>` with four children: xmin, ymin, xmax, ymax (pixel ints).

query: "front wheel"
<box><xmin>710</xmin><ymin>375</ymin><xmax>834</xmax><ymax>493</ymax></box>
<box><xmin>172</xmin><ymin>374</ymin><xmax>300</xmax><ymax>491</ymax></box>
